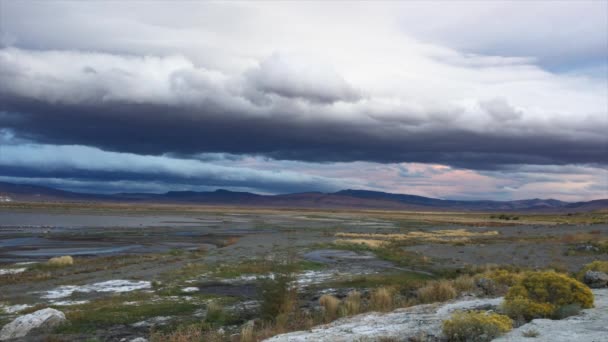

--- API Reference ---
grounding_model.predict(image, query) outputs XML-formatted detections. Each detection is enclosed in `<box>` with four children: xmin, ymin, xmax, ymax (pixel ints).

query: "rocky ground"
<box><xmin>266</xmin><ymin>289</ymin><xmax>608</xmax><ymax>342</ymax></box>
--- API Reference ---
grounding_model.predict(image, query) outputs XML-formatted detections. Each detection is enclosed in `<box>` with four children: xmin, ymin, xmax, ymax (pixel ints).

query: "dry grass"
<box><xmin>334</xmin><ymin>238</ymin><xmax>388</xmax><ymax>248</ymax></box>
<box><xmin>47</xmin><ymin>255</ymin><xmax>74</xmax><ymax>267</ymax></box>
<box><xmin>416</xmin><ymin>280</ymin><xmax>457</xmax><ymax>303</ymax></box>
<box><xmin>335</xmin><ymin>229</ymin><xmax>499</xmax><ymax>245</ymax></box>
<box><xmin>319</xmin><ymin>294</ymin><xmax>340</xmax><ymax>322</ymax></box>
<box><xmin>561</xmin><ymin>232</ymin><xmax>602</xmax><ymax>244</ymax></box>
<box><xmin>150</xmin><ymin>325</ymin><xmax>202</xmax><ymax>342</ymax></box>
<box><xmin>370</xmin><ymin>287</ymin><xmax>394</xmax><ymax>312</ymax></box>
<box><xmin>342</xmin><ymin>290</ymin><xmax>362</xmax><ymax>316</ymax></box>
<box><xmin>150</xmin><ymin>325</ymin><xmax>225</xmax><ymax>342</ymax></box>
<box><xmin>220</xmin><ymin>236</ymin><xmax>240</xmax><ymax>247</ymax></box>
<box><xmin>240</xmin><ymin>321</ymin><xmax>255</xmax><ymax>342</ymax></box>
<box><xmin>452</xmin><ymin>275</ymin><xmax>476</xmax><ymax>293</ymax></box>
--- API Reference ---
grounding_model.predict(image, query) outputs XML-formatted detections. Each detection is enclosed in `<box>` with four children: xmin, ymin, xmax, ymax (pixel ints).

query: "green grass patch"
<box><xmin>324</xmin><ymin>241</ymin><xmax>432</xmax><ymax>269</ymax></box>
<box><xmin>320</xmin><ymin>271</ymin><xmax>431</xmax><ymax>290</ymax></box>
<box><xmin>55</xmin><ymin>294</ymin><xmax>199</xmax><ymax>334</ymax></box>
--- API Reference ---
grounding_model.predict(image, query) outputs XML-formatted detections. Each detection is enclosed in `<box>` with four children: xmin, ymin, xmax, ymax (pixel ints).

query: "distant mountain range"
<box><xmin>0</xmin><ymin>181</ymin><xmax>606</xmax><ymax>212</ymax></box>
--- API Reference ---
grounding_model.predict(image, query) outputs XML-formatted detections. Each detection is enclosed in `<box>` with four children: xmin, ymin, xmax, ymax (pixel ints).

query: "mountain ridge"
<box><xmin>0</xmin><ymin>181</ymin><xmax>606</xmax><ymax>212</ymax></box>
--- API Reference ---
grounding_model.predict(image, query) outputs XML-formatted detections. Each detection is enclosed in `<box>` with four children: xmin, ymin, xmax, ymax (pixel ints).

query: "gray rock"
<box><xmin>584</xmin><ymin>271</ymin><xmax>608</xmax><ymax>288</ymax></box>
<box><xmin>575</xmin><ymin>245</ymin><xmax>600</xmax><ymax>252</ymax></box>
<box><xmin>130</xmin><ymin>338</ymin><xmax>148</xmax><ymax>342</ymax></box>
<box><xmin>264</xmin><ymin>297</ymin><xmax>502</xmax><ymax>341</ymax></box>
<box><xmin>0</xmin><ymin>308</ymin><xmax>66</xmax><ymax>340</ymax></box>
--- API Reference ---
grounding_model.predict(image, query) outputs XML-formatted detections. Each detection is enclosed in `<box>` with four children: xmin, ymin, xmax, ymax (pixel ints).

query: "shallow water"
<box><xmin>6</xmin><ymin>245</ymin><xmax>142</xmax><ymax>257</ymax></box>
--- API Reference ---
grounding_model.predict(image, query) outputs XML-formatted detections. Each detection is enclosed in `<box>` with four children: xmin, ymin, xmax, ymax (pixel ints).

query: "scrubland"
<box><xmin>0</xmin><ymin>204</ymin><xmax>606</xmax><ymax>341</ymax></box>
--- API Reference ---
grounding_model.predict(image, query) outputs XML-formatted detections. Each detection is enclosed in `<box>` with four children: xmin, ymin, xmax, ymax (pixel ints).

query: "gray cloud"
<box><xmin>479</xmin><ymin>98</ymin><xmax>523</xmax><ymax>122</ymax></box>
<box><xmin>0</xmin><ymin>47</ymin><xmax>605</xmax><ymax>170</ymax></box>
<box><xmin>245</xmin><ymin>53</ymin><xmax>362</xmax><ymax>104</ymax></box>
<box><xmin>0</xmin><ymin>2</ymin><xmax>606</xmax><ymax>199</ymax></box>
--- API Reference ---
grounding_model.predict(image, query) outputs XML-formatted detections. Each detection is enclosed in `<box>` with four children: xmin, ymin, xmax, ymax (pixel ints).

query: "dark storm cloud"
<box><xmin>1</xmin><ymin>93</ymin><xmax>605</xmax><ymax>170</ymax></box>
<box><xmin>0</xmin><ymin>142</ymin><xmax>345</xmax><ymax>194</ymax></box>
<box><xmin>0</xmin><ymin>44</ymin><xmax>606</xmax><ymax>172</ymax></box>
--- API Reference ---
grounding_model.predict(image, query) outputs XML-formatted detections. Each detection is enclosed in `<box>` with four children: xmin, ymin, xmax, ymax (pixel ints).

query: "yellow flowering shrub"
<box><xmin>503</xmin><ymin>271</ymin><xmax>593</xmax><ymax>321</ymax></box>
<box><xmin>483</xmin><ymin>269</ymin><xmax>523</xmax><ymax>287</ymax></box>
<box><xmin>577</xmin><ymin>260</ymin><xmax>608</xmax><ymax>280</ymax></box>
<box><xmin>442</xmin><ymin>311</ymin><xmax>513</xmax><ymax>342</ymax></box>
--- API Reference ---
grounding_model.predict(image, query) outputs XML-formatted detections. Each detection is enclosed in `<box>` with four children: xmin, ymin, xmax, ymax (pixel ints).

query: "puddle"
<box><xmin>7</xmin><ymin>245</ymin><xmax>141</xmax><ymax>258</ymax></box>
<box><xmin>303</xmin><ymin>249</ymin><xmax>381</xmax><ymax>264</ymax></box>
<box><xmin>0</xmin><ymin>237</ymin><xmax>53</xmax><ymax>248</ymax></box>
<box><xmin>197</xmin><ymin>282</ymin><xmax>258</xmax><ymax>299</ymax></box>
<box><xmin>295</xmin><ymin>270</ymin><xmax>338</xmax><ymax>287</ymax></box>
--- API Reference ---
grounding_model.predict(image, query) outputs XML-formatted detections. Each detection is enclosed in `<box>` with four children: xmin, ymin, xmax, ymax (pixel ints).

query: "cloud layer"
<box><xmin>0</xmin><ymin>1</ymin><xmax>606</xmax><ymax>199</ymax></box>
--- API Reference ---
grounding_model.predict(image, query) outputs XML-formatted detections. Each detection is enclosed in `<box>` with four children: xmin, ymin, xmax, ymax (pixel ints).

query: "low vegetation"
<box><xmin>502</xmin><ymin>271</ymin><xmax>594</xmax><ymax>321</ymax></box>
<box><xmin>56</xmin><ymin>294</ymin><xmax>199</xmax><ymax>334</ymax></box>
<box><xmin>47</xmin><ymin>255</ymin><xmax>74</xmax><ymax>267</ymax></box>
<box><xmin>319</xmin><ymin>294</ymin><xmax>340</xmax><ymax>322</ymax></box>
<box><xmin>577</xmin><ymin>260</ymin><xmax>608</xmax><ymax>280</ymax></box>
<box><xmin>416</xmin><ymin>280</ymin><xmax>457</xmax><ymax>303</ymax></box>
<box><xmin>489</xmin><ymin>214</ymin><xmax>520</xmax><ymax>221</ymax></box>
<box><xmin>442</xmin><ymin>311</ymin><xmax>513</xmax><ymax>342</ymax></box>
<box><xmin>335</xmin><ymin>229</ymin><xmax>499</xmax><ymax>245</ymax></box>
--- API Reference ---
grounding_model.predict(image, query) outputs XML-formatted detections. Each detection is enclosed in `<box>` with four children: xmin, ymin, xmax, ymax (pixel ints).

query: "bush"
<box><xmin>503</xmin><ymin>271</ymin><xmax>593</xmax><ymax>321</ymax></box>
<box><xmin>417</xmin><ymin>280</ymin><xmax>457</xmax><ymax>303</ymax></box>
<box><xmin>522</xmin><ymin>329</ymin><xmax>540</xmax><ymax>338</ymax></box>
<box><xmin>205</xmin><ymin>301</ymin><xmax>226</xmax><ymax>324</ymax></box>
<box><xmin>474</xmin><ymin>269</ymin><xmax>523</xmax><ymax>296</ymax></box>
<box><xmin>342</xmin><ymin>290</ymin><xmax>361</xmax><ymax>316</ymax></box>
<box><xmin>240</xmin><ymin>321</ymin><xmax>255</xmax><ymax>342</ymax></box>
<box><xmin>577</xmin><ymin>260</ymin><xmax>608</xmax><ymax>280</ymax></box>
<box><xmin>47</xmin><ymin>255</ymin><xmax>74</xmax><ymax>267</ymax></box>
<box><xmin>258</xmin><ymin>271</ymin><xmax>297</xmax><ymax>321</ymax></box>
<box><xmin>370</xmin><ymin>287</ymin><xmax>394</xmax><ymax>312</ymax></box>
<box><xmin>452</xmin><ymin>275</ymin><xmax>476</xmax><ymax>293</ymax></box>
<box><xmin>319</xmin><ymin>294</ymin><xmax>340</xmax><ymax>322</ymax></box>
<box><xmin>442</xmin><ymin>311</ymin><xmax>513</xmax><ymax>342</ymax></box>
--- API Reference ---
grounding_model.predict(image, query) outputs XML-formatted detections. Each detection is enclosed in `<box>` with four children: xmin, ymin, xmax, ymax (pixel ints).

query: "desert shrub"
<box><xmin>319</xmin><ymin>294</ymin><xmax>340</xmax><ymax>322</ymax></box>
<box><xmin>503</xmin><ymin>271</ymin><xmax>593</xmax><ymax>321</ymax></box>
<box><xmin>205</xmin><ymin>301</ymin><xmax>226</xmax><ymax>324</ymax></box>
<box><xmin>452</xmin><ymin>275</ymin><xmax>476</xmax><ymax>293</ymax></box>
<box><xmin>258</xmin><ymin>271</ymin><xmax>297</xmax><ymax>321</ymax></box>
<box><xmin>417</xmin><ymin>280</ymin><xmax>457</xmax><ymax>303</ymax></box>
<box><xmin>442</xmin><ymin>311</ymin><xmax>512</xmax><ymax>342</ymax></box>
<box><xmin>522</xmin><ymin>328</ymin><xmax>540</xmax><ymax>338</ymax></box>
<box><xmin>150</xmin><ymin>323</ymin><xmax>224</xmax><ymax>342</ymax></box>
<box><xmin>342</xmin><ymin>290</ymin><xmax>361</xmax><ymax>316</ymax></box>
<box><xmin>577</xmin><ymin>260</ymin><xmax>608</xmax><ymax>280</ymax></box>
<box><xmin>474</xmin><ymin>269</ymin><xmax>523</xmax><ymax>296</ymax></box>
<box><xmin>239</xmin><ymin>321</ymin><xmax>255</xmax><ymax>342</ymax></box>
<box><xmin>47</xmin><ymin>255</ymin><xmax>74</xmax><ymax>267</ymax></box>
<box><xmin>370</xmin><ymin>287</ymin><xmax>394</xmax><ymax>312</ymax></box>
<box><xmin>480</xmin><ymin>269</ymin><xmax>522</xmax><ymax>287</ymax></box>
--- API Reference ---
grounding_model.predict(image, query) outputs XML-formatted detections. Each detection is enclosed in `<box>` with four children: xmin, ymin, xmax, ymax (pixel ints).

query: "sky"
<box><xmin>0</xmin><ymin>1</ymin><xmax>606</xmax><ymax>201</ymax></box>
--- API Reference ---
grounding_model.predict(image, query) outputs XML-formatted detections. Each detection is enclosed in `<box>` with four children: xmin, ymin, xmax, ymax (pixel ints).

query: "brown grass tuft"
<box><xmin>416</xmin><ymin>280</ymin><xmax>457</xmax><ymax>303</ymax></box>
<box><xmin>319</xmin><ymin>294</ymin><xmax>340</xmax><ymax>322</ymax></box>
<box><xmin>370</xmin><ymin>287</ymin><xmax>394</xmax><ymax>312</ymax></box>
<box><xmin>47</xmin><ymin>255</ymin><xmax>74</xmax><ymax>267</ymax></box>
<box><xmin>342</xmin><ymin>290</ymin><xmax>362</xmax><ymax>316</ymax></box>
